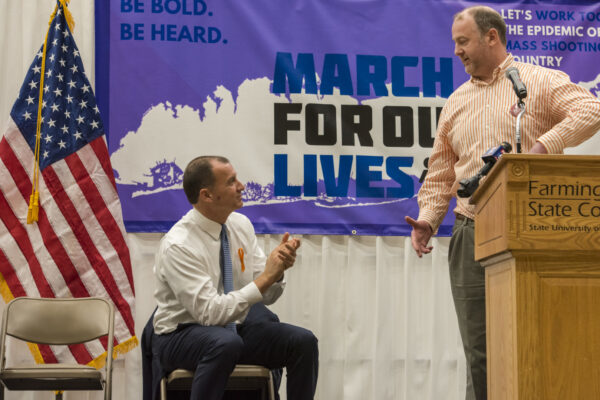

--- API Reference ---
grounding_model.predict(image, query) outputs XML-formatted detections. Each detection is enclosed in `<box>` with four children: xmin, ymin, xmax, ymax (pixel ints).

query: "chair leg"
<box><xmin>160</xmin><ymin>376</ymin><xmax>167</xmax><ymax>400</ymax></box>
<box><xmin>267</xmin><ymin>371</ymin><xmax>275</xmax><ymax>400</ymax></box>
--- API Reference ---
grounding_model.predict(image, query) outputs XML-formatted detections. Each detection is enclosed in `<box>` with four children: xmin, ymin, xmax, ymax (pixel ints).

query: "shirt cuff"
<box><xmin>239</xmin><ymin>282</ymin><xmax>264</xmax><ymax>304</ymax></box>
<box><xmin>537</xmin><ymin>131</ymin><xmax>566</xmax><ymax>154</ymax></box>
<box><xmin>417</xmin><ymin>209</ymin><xmax>440</xmax><ymax>234</ymax></box>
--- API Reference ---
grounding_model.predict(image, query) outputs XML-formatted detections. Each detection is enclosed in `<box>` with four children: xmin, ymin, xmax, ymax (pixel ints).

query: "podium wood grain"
<box><xmin>471</xmin><ymin>155</ymin><xmax>600</xmax><ymax>400</ymax></box>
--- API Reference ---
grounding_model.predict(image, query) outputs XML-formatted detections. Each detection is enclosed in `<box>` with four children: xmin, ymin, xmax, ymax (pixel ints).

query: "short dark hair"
<box><xmin>456</xmin><ymin>6</ymin><xmax>507</xmax><ymax>46</ymax></box>
<box><xmin>182</xmin><ymin>156</ymin><xmax>230</xmax><ymax>204</ymax></box>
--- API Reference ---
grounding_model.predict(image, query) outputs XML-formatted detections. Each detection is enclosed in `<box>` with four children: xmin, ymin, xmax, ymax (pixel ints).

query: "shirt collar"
<box><xmin>470</xmin><ymin>53</ymin><xmax>514</xmax><ymax>85</ymax></box>
<box><xmin>190</xmin><ymin>208</ymin><xmax>223</xmax><ymax>241</ymax></box>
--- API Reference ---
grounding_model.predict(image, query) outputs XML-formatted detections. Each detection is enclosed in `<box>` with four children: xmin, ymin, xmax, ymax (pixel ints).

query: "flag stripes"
<box><xmin>65</xmin><ymin>144</ymin><xmax>134</xmax><ymax>289</ymax></box>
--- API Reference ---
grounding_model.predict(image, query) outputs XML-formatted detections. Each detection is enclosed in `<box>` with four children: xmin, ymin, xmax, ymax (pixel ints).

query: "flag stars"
<box><xmin>11</xmin><ymin>13</ymin><xmax>110</xmax><ymax>171</ymax></box>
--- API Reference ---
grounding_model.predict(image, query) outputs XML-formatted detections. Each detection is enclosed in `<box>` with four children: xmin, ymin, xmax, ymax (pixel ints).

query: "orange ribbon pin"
<box><xmin>238</xmin><ymin>248</ymin><xmax>245</xmax><ymax>272</ymax></box>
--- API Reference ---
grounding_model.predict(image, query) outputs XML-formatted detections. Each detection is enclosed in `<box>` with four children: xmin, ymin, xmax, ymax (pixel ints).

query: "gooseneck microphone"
<box><xmin>505</xmin><ymin>67</ymin><xmax>527</xmax><ymax>100</ymax></box>
<box><xmin>457</xmin><ymin>142</ymin><xmax>512</xmax><ymax>198</ymax></box>
<box><xmin>505</xmin><ymin>67</ymin><xmax>527</xmax><ymax>153</ymax></box>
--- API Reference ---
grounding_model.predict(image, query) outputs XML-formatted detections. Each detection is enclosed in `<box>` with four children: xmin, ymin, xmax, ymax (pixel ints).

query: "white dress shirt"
<box><xmin>153</xmin><ymin>208</ymin><xmax>285</xmax><ymax>335</ymax></box>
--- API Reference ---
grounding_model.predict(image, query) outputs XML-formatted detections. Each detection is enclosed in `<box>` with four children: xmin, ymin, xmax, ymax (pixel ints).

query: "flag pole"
<box><xmin>27</xmin><ymin>0</ymin><xmax>75</xmax><ymax>224</ymax></box>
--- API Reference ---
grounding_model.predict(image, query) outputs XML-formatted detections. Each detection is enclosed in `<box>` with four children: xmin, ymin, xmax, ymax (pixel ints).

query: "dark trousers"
<box><xmin>448</xmin><ymin>217</ymin><xmax>487</xmax><ymax>400</ymax></box>
<box><xmin>152</xmin><ymin>303</ymin><xmax>319</xmax><ymax>400</ymax></box>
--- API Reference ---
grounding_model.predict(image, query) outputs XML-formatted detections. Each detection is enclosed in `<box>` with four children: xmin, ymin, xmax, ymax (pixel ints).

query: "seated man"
<box><xmin>150</xmin><ymin>155</ymin><xmax>319</xmax><ymax>400</ymax></box>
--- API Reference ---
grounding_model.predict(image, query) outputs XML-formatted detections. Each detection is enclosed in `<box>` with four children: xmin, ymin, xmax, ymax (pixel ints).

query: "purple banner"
<box><xmin>95</xmin><ymin>0</ymin><xmax>600</xmax><ymax>235</ymax></box>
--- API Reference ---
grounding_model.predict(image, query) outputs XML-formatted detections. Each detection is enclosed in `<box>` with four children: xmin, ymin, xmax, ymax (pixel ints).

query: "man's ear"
<box><xmin>486</xmin><ymin>28</ymin><xmax>500</xmax><ymax>46</ymax></box>
<box><xmin>199</xmin><ymin>188</ymin><xmax>212</xmax><ymax>201</ymax></box>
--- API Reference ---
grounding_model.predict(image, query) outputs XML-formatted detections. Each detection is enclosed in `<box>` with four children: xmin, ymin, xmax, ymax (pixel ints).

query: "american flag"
<box><xmin>0</xmin><ymin>3</ymin><xmax>137</xmax><ymax>365</ymax></box>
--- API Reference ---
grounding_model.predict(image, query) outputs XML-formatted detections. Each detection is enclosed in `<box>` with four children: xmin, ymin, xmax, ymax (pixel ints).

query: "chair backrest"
<box><xmin>1</xmin><ymin>297</ymin><xmax>114</xmax><ymax>345</ymax></box>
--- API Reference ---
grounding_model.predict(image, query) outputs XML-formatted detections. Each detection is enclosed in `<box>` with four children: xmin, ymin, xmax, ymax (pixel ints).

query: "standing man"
<box><xmin>151</xmin><ymin>155</ymin><xmax>318</xmax><ymax>400</ymax></box>
<box><xmin>405</xmin><ymin>5</ymin><xmax>600</xmax><ymax>400</ymax></box>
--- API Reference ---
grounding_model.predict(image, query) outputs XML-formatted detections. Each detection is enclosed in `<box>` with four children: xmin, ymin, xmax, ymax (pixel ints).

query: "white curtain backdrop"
<box><xmin>132</xmin><ymin>234</ymin><xmax>464</xmax><ymax>400</ymax></box>
<box><xmin>13</xmin><ymin>1</ymin><xmax>589</xmax><ymax>399</ymax></box>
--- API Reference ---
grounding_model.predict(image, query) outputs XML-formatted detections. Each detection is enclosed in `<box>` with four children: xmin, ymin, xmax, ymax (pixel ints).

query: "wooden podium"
<box><xmin>470</xmin><ymin>154</ymin><xmax>600</xmax><ymax>400</ymax></box>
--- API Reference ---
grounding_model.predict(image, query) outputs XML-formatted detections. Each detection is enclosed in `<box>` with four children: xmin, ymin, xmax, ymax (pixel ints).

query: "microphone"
<box><xmin>481</xmin><ymin>142</ymin><xmax>512</xmax><ymax>163</ymax></box>
<box><xmin>457</xmin><ymin>142</ymin><xmax>512</xmax><ymax>198</ymax></box>
<box><xmin>505</xmin><ymin>67</ymin><xmax>527</xmax><ymax>100</ymax></box>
